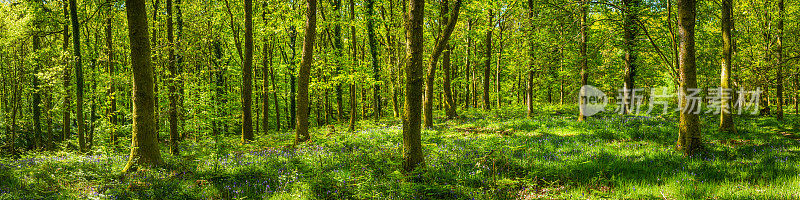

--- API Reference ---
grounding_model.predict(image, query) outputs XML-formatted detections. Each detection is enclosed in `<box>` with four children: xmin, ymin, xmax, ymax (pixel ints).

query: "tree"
<box><xmin>622</xmin><ymin>0</ymin><xmax>639</xmax><ymax>115</ymax></box>
<box><xmin>775</xmin><ymin>0</ymin><xmax>784</xmax><ymax>121</ymax></box>
<box><xmin>106</xmin><ymin>11</ymin><xmax>118</xmax><ymax>145</ymax></box>
<box><xmin>62</xmin><ymin>0</ymin><xmax>71</xmax><ymax>143</ymax></box>
<box><xmin>482</xmin><ymin>10</ymin><xmax>493</xmax><ymax>110</ymax></box>
<box><xmin>423</xmin><ymin>0</ymin><xmax>462</xmax><ymax>128</ymax></box>
<box><xmin>241</xmin><ymin>0</ymin><xmax>254</xmax><ymax>142</ymax></box>
<box><xmin>526</xmin><ymin>0</ymin><xmax>536</xmax><ymax>118</ymax></box>
<box><xmin>403</xmin><ymin>0</ymin><xmax>424</xmax><ymax>172</ymax></box>
<box><xmin>676</xmin><ymin>0</ymin><xmax>702</xmax><ymax>156</ymax></box>
<box><xmin>348</xmin><ymin>0</ymin><xmax>357</xmax><ymax>132</ymax></box>
<box><xmin>366</xmin><ymin>0</ymin><xmax>381</xmax><ymax>120</ymax></box>
<box><xmin>577</xmin><ymin>0</ymin><xmax>588</xmax><ymax>122</ymax></box>
<box><xmin>167</xmin><ymin>0</ymin><xmax>179</xmax><ymax>155</ymax></box>
<box><xmin>333</xmin><ymin>0</ymin><xmax>344</xmax><ymax>122</ymax></box>
<box><xmin>123</xmin><ymin>0</ymin><xmax>164</xmax><ymax>172</ymax></box>
<box><xmin>69</xmin><ymin>0</ymin><xmax>86</xmax><ymax>152</ymax></box>
<box><xmin>295</xmin><ymin>0</ymin><xmax>317</xmax><ymax>144</ymax></box>
<box><xmin>719</xmin><ymin>0</ymin><xmax>735</xmax><ymax>133</ymax></box>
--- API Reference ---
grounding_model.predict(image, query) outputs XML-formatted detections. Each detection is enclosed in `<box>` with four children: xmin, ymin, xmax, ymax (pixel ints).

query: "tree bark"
<box><xmin>443</xmin><ymin>46</ymin><xmax>456</xmax><ymax>119</ymax></box>
<box><xmin>622</xmin><ymin>0</ymin><xmax>639</xmax><ymax>115</ymax></box>
<box><xmin>366</xmin><ymin>0</ymin><xmax>381</xmax><ymax>120</ymax></box>
<box><xmin>719</xmin><ymin>0</ymin><xmax>736</xmax><ymax>132</ymax></box>
<box><xmin>241</xmin><ymin>0</ymin><xmax>254</xmax><ymax>142</ymax></box>
<box><xmin>423</xmin><ymin>0</ymin><xmax>461</xmax><ymax>126</ymax></box>
<box><xmin>403</xmin><ymin>0</ymin><xmax>425</xmax><ymax>172</ymax></box>
<box><xmin>676</xmin><ymin>0</ymin><xmax>702</xmax><ymax>156</ymax></box>
<box><xmin>33</xmin><ymin>23</ymin><xmax>42</xmax><ymax>150</ymax></box>
<box><xmin>775</xmin><ymin>0</ymin><xmax>784</xmax><ymax>121</ymax></box>
<box><xmin>482</xmin><ymin>10</ymin><xmax>493</xmax><ymax>110</ymax></box>
<box><xmin>106</xmin><ymin>15</ymin><xmax>118</xmax><ymax>145</ymax></box>
<box><xmin>62</xmin><ymin>0</ymin><xmax>71</xmax><ymax>143</ymax></box>
<box><xmin>123</xmin><ymin>0</ymin><xmax>164</xmax><ymax>171</ymax></box>
<box><xmin>526</xmin><ymin>0</ymin><xmax>536</xmax><ymax>118</ymax></box>
<box><xmin>333</xmin><ymin>0</ymin><xmax>344</xmax><ymax>122</ymax></box>
<box><xmin>295</xmin><ymin>0</ymin><xmax>317</xmax><ymax>144</ymax></box>
<box><xmin>577</xmin><ymin>1</ymin><xmax>588</xmax><ymax>121</ymax></box>
<box><xmin>167</xmin><ymin>0</ymin><xmax>179</xmax><ymax>154</ymax></box>
<box><xmin>347</xmin><ymin>0</ymin><xmax>357</xmax><ymax>132</ymax></box>
<box><xmin>69</xmin><ymin>0</ymin><xmax>86</xmax><ymax>152</ymax></box>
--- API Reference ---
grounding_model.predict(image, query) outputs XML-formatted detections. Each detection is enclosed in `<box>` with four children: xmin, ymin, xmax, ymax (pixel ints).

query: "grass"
<box><xmin>1</xmin><ymin>104</ymin><xmax>799</xmax><ymax>199</ymax></box>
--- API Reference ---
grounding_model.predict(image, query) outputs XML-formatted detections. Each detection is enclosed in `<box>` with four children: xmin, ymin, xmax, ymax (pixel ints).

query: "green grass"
<box><xmin>1</xmin><ymin>104</ymin><xmax>799</xmax><ymax>199</ymax></box>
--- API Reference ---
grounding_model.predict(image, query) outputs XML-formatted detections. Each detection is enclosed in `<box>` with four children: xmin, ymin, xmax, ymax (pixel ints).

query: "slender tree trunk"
<box><xmin>464</xmin><ymin>20</ymin><xmax>472</xmax><ymax>109</ymax></box>
<box><xmin>424</xmin><ymin>0</ymin><xmax>461</xmax><ymax>125</ymax></box>
<box><xmin>241</xmin><ymin>0</ymin><xmax>254</xmax><ymax>142</ymax></box>
<box><xmin>482</xmin><ymin>10</ymin><xmax>493</xmax><ymax>110</ymax></box>
<box><xmin>212</xmin><ymin>40</ymin><xmax>226</xmax><ymax>135</ymax></box>
<box><xmin>69</xmin><ymin>0</ymin><xmax>86</xmax><ymax>152</ymax></box>
<box><xmin>333</xmin><ymin>0</ymin><xmax>344</xmax><ymax>122</ymax></box>
<box><xmin>167</xmin><ymin>0</ymin><xmax>179</xmax><ymax>155</ymax></box>
<box><xmin>366</xmin><ymin>0</ymin><xmax>381</xmax><ymax>120</ymax></box>
<box><xmin>123</xmin><ymin>0</ymin><xmax>164</xmax><ymax>171</ymax></box>
<box><xmin>775</xmin><ymin>0</ymin><xmax>784</xmax><ymax>121</ymax></box>
<box><xmin>176</xmin><ymin>0</ymin><xmax>186</xmax><ymax>140</ymax></box>
<box><xmin>761</xmin><ymin>0</ymin><xmax>771</xmax><ymax>116</ymax></box>
<box><xmin>719</xmin><ymin>0</ymin><xmax>736</xmax><ymax>132</ymax></box>
<box><xmin>676</xmin><ymin>0</ymin><xmax>702</xmax><ymax>156</ymax></box>
<box><xmin>288</xmin><ymin>27</ymin><xmax>297</xmax><ymax>129</ymax></box>
<box><xmin>347</xmin><ymin>0</ymin><xmax>357</xmax><ymax>132</ymax></box>
<box><xmin>32</xmin><ymin>22</ymin><xmax>42</xmax><ymax>149</ymax></box>
<box><xmin>152</xmin><ymin>0</ymin><xmax>160</xmax><ymax>137</ymax></box>
<box><xmin>622</xmin><ymin>0</ymin><xmax>639</xmax><ymax>115</ymax></box>
<box><xmin>496</xmin><ymin>17</ymin><xmax>503</xmax><ymax>108</ymax></box>
<box><xmin>270</xmin><ymin>66</ymin><xmax>280</xmax><ymax>131</ymax></box>
<box><xmin>443</xmin><ymin>46</ymin><xmax>456</xmax><ymax>119</ymax></box>
<box><xmin>62</xmin><ymin>0</ymin><xmax>71</xmax><ymax>142</ymax></box>
<box><xmin>295</xmin><ymin>0</ymin><xmax>317</xmax><ymax>144</ymax></box>
<box><xmin>106</xmin><ymin>15</ymin><xmax>118</xmax><ymax>145</ymax></box>
<box><xmin>577</xmin><ymin>1</ymin><xmax>588</xmax><ymax>121</ymax></box>
<box><xmin>403</xmin><ymin>0</ymin><xmax>425</xmax><ymax>172</ymax></box>
<box><xmin>262</xmin><ymin>27</ymin><xmax>272</xmax><ymax>133</ymax></box>
<box><xmin>526</xmin><ymin>0</ymin><xmax>536</xmax><ymax>118</ymax></box>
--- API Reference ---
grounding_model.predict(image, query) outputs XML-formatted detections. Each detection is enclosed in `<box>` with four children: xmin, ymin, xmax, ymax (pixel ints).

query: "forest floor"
<box><xmin>1</xmin><ymin>105</ymin><xmax>799</xmax><ymax>199</ymax></box>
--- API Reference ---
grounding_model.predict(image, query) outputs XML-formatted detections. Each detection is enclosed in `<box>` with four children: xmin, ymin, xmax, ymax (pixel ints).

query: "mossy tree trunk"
<box><xmin>123</xmin><ymin>0</ymin><xmax>164</xmax><ymax>172</ymax></box>
<box><xmin>676</xmin><ymin>0</ymin><xmax>702</xmax><ymax>156</ymax></box>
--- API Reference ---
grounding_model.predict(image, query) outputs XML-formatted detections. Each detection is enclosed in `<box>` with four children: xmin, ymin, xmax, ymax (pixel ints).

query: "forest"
<box><xmin>0</xmin><ymin>0</ymin><xmax>799</xmax><ymax>198</ymax></box>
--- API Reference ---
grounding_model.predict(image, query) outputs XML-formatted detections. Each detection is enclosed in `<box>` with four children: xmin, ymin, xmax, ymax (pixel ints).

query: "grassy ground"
<box><xmin>1</xmin><ymin>104</ymin><xmax>799</xmax><ymax>199</ymax></box>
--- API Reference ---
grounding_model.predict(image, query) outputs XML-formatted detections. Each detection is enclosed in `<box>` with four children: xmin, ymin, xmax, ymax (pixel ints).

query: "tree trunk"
<box><xmin>33</xmin><ymin>23</ymin><xmax>42</xmax><ymax>150</ymax></box>
<box><xmin>347</xmin><ymin>0</ymin><xmax>357</xmax><ymax>132</ymax></box>
<box><xmin>622</xmin><ymin>0</ymin><xmax>639</xmax><ymax>115</ymax></box>
<box><xmin>423</xmin><ymin>0</ymin><xmax>461</xmax><ymax>127</ymax></box>
<box><xmin>403</xmin><ymin>0</ymin><xmax>425</xmax><ymax>172</ymax></box>
<box><xmin>106</xmin><ymin>15</ymin><xmax>118</xmax><ymax>145</ymax></box>
<box><xmin>61</xmin><ymin>0</ymin><xmax>71</xmax><ymax>143</ymax></box>
<box><xmin>270</xmin><ymin>66</ymin><xmax>280</xmax><ymax>131</ymax></box>
<box><xmin>482</xmin><ymin>10</ymin><xmax>493</xmax><ymax>110</ymax></box>
<box><xmin>123</xmin><ymin>0</ymin><xmax>164</xmax><ymax>171</ymax></box>
<box><xmin>167</xmin><ymin>0</ymin><xmax>179</xmax><ymax>154</ymax></box>
<box><xmin>676</xmin><ymin>0</ymin><xmax>702</xmax><ymax>156</ymax></box>
<box><xmin>775</xmin><ymin>0</ymin><xmax>784</xmax><ymax>121</ymax></box>
<box><xmin>577</xmin><ymin>1</ymin><xmax>588</xmax><ymax>121</ymax></box>
<box><xmin>295</xmin><ymin>0</ymin><xmax>316</xmax><ymax>144</ymax></box>
<box><xmin>443</xmin><ymin>46</ymin><xmax>457</xmax><ymax>119</ymax></box>
<box><xmin>241</xmin><ymin>0</ymin><xmax>254</xmax><ymax>142</ymax></box>
<box><xmin>69</xmin><ymin>0</ymin><xmax>86</xmax><ymax>152</ymax></box>
<box><xmin>262</xmin><ymin>25</ymin><xmax>272</xmax><ymax>133</ymax></box>
<box><xmin>289</xmin><ymin>26</ymin><xmax>297</xmax><ymax>129</ymax></box>
<box><xmin>333</xmin><ymin>0</ymin><xmax>344</xmax><ymax>122</ymax></box>
<box><xmin>719</xmin><ymin>0</ymin><xmax>736</xmax><ymax>132</ymax></box>
<box><xmin>464</xmin><ymin>19</ymin><xmax>472</xmax><ymax>109</ymax></box>
<box><xmin>366</xmin><ymin>0</ymin><xmax>381</xmax><ymax>120</ymax></box>
<box><xmin>526</xmin><ymin>0</ymin><xmax>535</xmax><ymax>118</ymax></box>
